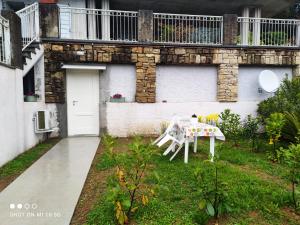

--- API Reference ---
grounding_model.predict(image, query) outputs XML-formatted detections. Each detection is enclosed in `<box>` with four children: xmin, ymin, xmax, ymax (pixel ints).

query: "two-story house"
<box><xmin>0</xmin><ymin>0</ymin><xmax>299</xmax><ymax>165</ymax></box>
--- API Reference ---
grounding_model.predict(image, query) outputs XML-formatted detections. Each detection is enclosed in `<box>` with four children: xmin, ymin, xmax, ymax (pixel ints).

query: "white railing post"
<box><xmin>3</xmin><ymin>19</ymin><xmax>11</xmax><ymax>64</ymax></box>
<box><xmin>35</xmin><ymin>3</ymin><xmax>40</xmax><ymax>41</ymax></box>
<box><xmin>0</xmin><ymin>15</ymin><xmax>11</xmax><ymax>64</ymax></box>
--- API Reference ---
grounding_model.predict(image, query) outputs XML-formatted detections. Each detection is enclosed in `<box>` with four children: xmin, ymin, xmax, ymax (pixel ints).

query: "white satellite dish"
<box><xmin>258</xmin><ymin>70</ymin><xmax>280</xmax><ymax>93</ymax></box>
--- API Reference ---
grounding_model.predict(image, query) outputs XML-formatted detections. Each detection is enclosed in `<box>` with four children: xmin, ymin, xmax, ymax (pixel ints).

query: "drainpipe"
<box><xmin>101</xmin><ymin>0</ymin><xmax>110</xmax><ymax>41</ymax></box>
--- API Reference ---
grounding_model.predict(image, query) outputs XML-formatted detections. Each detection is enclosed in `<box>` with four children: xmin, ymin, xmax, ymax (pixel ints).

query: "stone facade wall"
<box><xmin>43</xmin><ymin>42</ymin><xmax>300</xmax><ymax>103</ymax></box>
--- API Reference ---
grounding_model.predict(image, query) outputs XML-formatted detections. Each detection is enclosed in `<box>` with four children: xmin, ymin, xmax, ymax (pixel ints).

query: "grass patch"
<box><xmin>0</xmin><ymin>138</ymin><xmax>60</xmax><ymax>179</ymax></box>
<box><xmin>85</xmin><ymin>138</ymin><xmax>299</xmax><ymax>225</ymax></box>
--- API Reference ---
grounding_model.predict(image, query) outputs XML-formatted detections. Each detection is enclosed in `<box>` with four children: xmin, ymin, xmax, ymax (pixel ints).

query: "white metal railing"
<box><xmin>153</xmin><ymin>13</ymin><xmax>223</xmax><ymax>45</ymax></box>
<box><xmin>59</xmin><ymin>7</ymin><xmax>138</xmax><ymax>42</ymax></box>
<box><xmin>238</xmin><ymin>17</ymin><xmax>300</xmax><ymax>47</ymax></box>
<box><xmin>0</xmin><ymin>15</ymin><xmax>11</xmax><ymax>64</ymax></box>
<box><xmin>16</xmin><ymin>2</ymin><xmax>40</xmax><ymax>50</ymax></box>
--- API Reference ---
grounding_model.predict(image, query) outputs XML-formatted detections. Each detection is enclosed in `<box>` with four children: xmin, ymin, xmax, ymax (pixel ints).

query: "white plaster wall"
<box><xmin>239</xmin><ymin>67</ymin><xmax>292</xmax><ymax>101</ymax></box>
<box><xmin>102</xmin><ymin>65</ymin><xmax>136</xmax><ymax>102</ymax></box>
<box><xmin>0</xmin><ymin>56</ymin><xmax>59</xmax><ymax>167</ymax></box>
<box><xmin>106</xmin><ymin>102</ymin><xmax>259</xmax><ymax>137</ymax></box>
<box><xmin>99</xmin><ymin>65</ymin><xmax>136</xmax><ymax>130</ymax></box>
<box><xmin>156</xmin><ymin>66</ymin><xmax>217</xmax><ymax>102</ymax></box>
<box><xmin>0</xmin><ymin>66</ymin><xmax>24</xmax><ymax>167</ymax></box>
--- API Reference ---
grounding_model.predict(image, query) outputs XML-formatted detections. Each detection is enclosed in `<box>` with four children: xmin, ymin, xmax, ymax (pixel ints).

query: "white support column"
<box><xmin>296</xmin><ymin>21</ymin><xmax>300</xmax><ymax>46</ymax></box>
<box><xmin>87</xmin><ymin>0</ymin><xmax>96</xmax><ymax>39</ymax></box>
<box><xmin>253</xmin><ymin>8</ymin><xmax>261</xmax><ymax>46</ymax></box>
<box><xmin>102</xmin><ymin>0</ymin><xmax>110</xmax><ymax>41</ymax></box>
<box><xmin>241</xmin><ymin>7</ymin><xmax>250</xmax><ymax>45</ymax></box>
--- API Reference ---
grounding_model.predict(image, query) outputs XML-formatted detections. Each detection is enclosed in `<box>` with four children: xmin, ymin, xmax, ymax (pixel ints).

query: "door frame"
<box><xmin>66</xmin><ymin>68</ymin><xmax>101</xmax><ymax>137</ymax></box>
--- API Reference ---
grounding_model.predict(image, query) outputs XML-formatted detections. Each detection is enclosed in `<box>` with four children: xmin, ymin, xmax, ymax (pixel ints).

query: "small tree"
<box><xmin>265</xmin><ymin>113</ymin><xmax>286</xmax><ymax>161</ymax></box>
<box><xmin>103</xmin><ymin>135</ymin><xmax>158</xmax><ymax>224</ymax></box>
<box><xmin>283</xmin><ymin>144</ymin><xmax>300</xmax><ymax>212</ymax></box>
<box><xmin>219</xmin><ymin>109</ymin><xmax>242</xmax><ymax>146</ymax></box>
<box><xmin>242</xmin><ymin>115</ymin><xmax>260</xmax><ymax>151</ymax></box>
<box><xmin>194</xmin><ymin>147</ymin><xmax>231</xmax><ymax>221</ymax></box>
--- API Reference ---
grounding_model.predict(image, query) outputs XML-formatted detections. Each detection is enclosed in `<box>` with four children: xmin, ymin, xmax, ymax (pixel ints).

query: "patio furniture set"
<box><xmin>154</xmin><ymin>116</ymin><xmax>225</xmax><ymax>163</ymax></box>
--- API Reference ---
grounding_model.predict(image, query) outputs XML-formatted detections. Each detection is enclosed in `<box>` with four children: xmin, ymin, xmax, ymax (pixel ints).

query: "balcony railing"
<box><xmin>37</xmin><ymin>4</ymin><xmax>300</xmax><ymax>48</ymax></box>
<box><xmin>238</xmin><ymin>17</ymin><xmax>300</xmax><ymax>47</ymax></box>
<box><xmin>0</xmin><ymin>15</ymin><xmax>10</xmax><ymax>64</ymax></box>
<box><xmin>59</xmin><ymin>6</ymin><xmax>138</xmax><ymax>42</ymax></box>
<box><xmin>153</xmin><ymin>13</ymin><xmax>223</xmax><ymax>45</ymax></box>
<box><xmin>16</xmin><ymin>2</ymin><xmax>40</xmax><ymax>50</ymax></box>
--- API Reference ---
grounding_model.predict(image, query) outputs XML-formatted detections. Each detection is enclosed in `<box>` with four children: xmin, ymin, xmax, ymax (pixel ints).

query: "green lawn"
<box><xmin>87</xmin><ymin>138</ymin><xmax>299</xmax><ymax>225</ymax></box>
<box><xmin>0</xmin><ymin>138</ymin><xmax>60</xmax><ymax>179</ymax></box>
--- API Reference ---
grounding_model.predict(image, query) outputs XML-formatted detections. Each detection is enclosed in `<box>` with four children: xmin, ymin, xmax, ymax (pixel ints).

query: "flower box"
<box><xmin>24</xmin><ymin>95</ymin><xmax>38</xmax><ymax>102</ymax></box>
<box><xmin>110</xmin><ymin>97</ymin><xmax>125</xmax><ymax>103</ymax></box>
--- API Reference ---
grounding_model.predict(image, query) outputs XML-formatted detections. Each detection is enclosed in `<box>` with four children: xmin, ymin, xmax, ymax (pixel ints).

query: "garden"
<box><xmin>71</xmin><ymin>78</ymin><xmax>300</xmax><ymax>225</ymax></box>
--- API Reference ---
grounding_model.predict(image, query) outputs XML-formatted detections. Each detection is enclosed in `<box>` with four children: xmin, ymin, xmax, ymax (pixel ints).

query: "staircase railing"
<box><xmin>16</xmin><ymin>2</ymin><xmax>40</xmax><ymax>50</ymax></box>
<box><xmin>0</xmin><ymin>15</ymin><xmax>11</xmax><ymax>64</ymax></box>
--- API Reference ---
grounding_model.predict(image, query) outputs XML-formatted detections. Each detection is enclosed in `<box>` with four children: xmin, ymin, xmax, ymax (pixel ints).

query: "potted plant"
<box><xmin>110</xmin><ymin>94</ymin><xmax>125</xmax><ymax>103</ymax></box>
<box><xmin>24</xmin><ymin>92</ymin><xmax>39</xmax><ymax>102</ymax></box>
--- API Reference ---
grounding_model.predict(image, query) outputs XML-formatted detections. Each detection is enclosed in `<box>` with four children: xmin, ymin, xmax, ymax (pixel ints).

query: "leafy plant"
<box><xmin>282</xmin><ymin>111</ymin><xmax>300</xmax><ymax>143</ymax></box>
<box><xmin>219</xmin><ymin>109</ymin><xmax>242</xmax><ymax>146</ymax></box>
<box><xmin>265</xmin><ymin>113</ymin><xmax>286</xmax><ymax>161</ymax></box>
<box><xmin>242</xmin><ymin>115</ymin><xmax>260</xmax><ymax>151</ymax></box>
<box><xmin>283</xmin><ymin>144</ymin><xmax>300</xmax><ymax>212</ymax></box>
<box><xmin>103</xmin><ymin>135</ymin><xmax>158</xmax><ymax>224</ymax></box>
<box><xmin>258</xmin><ymin>77</ymin><xmax>300</xmax><ymax>120</ymax></box>
<box><xmin>194</xmin><ymin>158</ymin><xmax>231</xmax><ymax>220</ymax></box>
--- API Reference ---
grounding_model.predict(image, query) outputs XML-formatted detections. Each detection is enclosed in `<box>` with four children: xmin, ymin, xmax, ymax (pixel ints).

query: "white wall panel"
<box><xmin>156</xmin><ymin>66</ymin><xmax>217</xmax><ymax>103</ymax></box>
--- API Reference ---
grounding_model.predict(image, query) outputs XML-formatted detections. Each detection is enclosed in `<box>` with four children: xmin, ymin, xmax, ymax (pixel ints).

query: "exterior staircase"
<box><xmin>22</xmin><ymin>42</ymin><xmax>44</xmax><ymax>76</ymax></box>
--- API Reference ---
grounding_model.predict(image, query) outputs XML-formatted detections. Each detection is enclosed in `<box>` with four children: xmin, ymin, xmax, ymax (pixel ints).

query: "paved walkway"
<box><xmin>0</xmin><ymin>137</ymin><xmax>100</xmax><ymax>225</ymax></box>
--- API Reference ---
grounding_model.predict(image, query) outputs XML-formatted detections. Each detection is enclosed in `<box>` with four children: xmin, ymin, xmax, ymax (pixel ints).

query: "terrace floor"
<box><xmin>0</xmin><ymin>137</ymin><xmax>100</xmax><ymax>225</ymax></box>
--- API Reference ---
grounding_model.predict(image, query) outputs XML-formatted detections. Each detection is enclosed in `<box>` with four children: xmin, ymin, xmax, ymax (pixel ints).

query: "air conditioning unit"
<box><xmin>34</xmin><ymin>110</ymin><xmax>54</xmax><ymax>133</ymax></box>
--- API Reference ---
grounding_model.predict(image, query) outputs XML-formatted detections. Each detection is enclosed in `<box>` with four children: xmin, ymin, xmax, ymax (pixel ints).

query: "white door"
<box><xmin>67</xmin><ymin>69</ymin><xmax>100</xmax><ymax>136</ymax></box>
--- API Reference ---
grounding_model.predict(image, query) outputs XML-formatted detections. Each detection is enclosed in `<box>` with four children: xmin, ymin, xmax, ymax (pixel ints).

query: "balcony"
<box><xmin>28</xmin><ymin>4</ymin><xmax>300</xmax><ymax>48</ymax></box>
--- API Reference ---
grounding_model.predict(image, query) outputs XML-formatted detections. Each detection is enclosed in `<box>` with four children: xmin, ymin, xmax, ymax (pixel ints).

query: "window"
<box><xmin>23</xmin><ymin>67</ymin><xmax>38</xmax><ymax>102</ymax></box>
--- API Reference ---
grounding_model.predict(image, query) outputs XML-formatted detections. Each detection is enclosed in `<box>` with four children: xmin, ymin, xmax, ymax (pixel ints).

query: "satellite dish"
<box><xmin>258</xmin><ymin>70</ymin><xmax>280</xmax><ymax>93</ymax></box>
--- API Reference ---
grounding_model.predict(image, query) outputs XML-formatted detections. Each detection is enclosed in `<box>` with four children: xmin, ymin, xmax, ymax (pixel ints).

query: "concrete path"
<box><xmin>0</xmin><ymin>137</ymin><xmax>100</xmax><ymax>225</ymax></box>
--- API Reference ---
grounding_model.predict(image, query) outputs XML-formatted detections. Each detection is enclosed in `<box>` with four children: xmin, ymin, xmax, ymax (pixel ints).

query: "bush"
<box><xmin>265</xmin><ymin>113</ymin><xmax>286</xmax><ymax>161</ymax></box>
<box><xmin>282</xmin><ymin>111</ymin><xmax>300</xmax><ymax>144</ymax></box>
<box><xmin>258</xmin><ymin>78</ymin><xmax>300</xmax><ymax>120</ymax></box>
<box><xmin>242</xmin><ymin>115</ymin><xmax>261</xmax><ymax>151</ymax></box>
<box><xmin>103</xmin><ymin>135</ymin><xmax>159</xmax><ymax>224</ymax></box>
<box><xmin>219</xmin><ymin>109</ymin><xmax>242</xmax><ymax>146</ymax></box>
<box><xmin>283</xmin><ymin>144</ymin><xmax>300</xmax><ymax>212</ymax></box>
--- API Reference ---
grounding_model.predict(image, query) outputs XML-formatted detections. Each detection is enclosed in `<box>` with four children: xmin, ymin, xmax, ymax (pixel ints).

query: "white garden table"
<box><xmin>183</xmin><ymin>122</ymin><xmax>225</xmax><ymax>163</ymax></box>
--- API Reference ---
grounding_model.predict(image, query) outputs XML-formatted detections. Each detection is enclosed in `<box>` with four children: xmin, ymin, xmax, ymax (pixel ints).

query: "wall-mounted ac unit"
<box><xmin>34</xmin><ymin>110</ymin><xmax>54</xmax><ymax>133</ymax></box>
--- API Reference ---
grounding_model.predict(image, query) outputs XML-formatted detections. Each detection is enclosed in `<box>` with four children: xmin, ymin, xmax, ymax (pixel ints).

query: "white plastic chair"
<box><xmin>153</xmin><ymin>116</ymin><xmax>180</xmax><ymax>146</ymax></box>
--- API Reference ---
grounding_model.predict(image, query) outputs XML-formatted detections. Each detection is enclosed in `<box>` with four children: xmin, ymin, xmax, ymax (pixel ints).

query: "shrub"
<box><xmin>283</xmin><ymin>144</ymin><xmax>300</xmax><ymax>212</ymax></box>
<box><xmin>282</xmin><ymin>111</ymin><xmax>300</xmax><ymax>144</ymax></box>
<box><xmin>194</xmin><ymin>158</ymin><xmax>231</xmax><ymax>220</ymax></box>
<box><xmin>258</xmin><ymin>78</ymin><xmax>300</xmax><ymax>120</ymax></box>
<box><xmin>219</xmin><ymin>109</ymin><xmax>242</xmax><ymax>146</ymax></box>
<box><xmin>265</xmin><ymin>113</ymin><xmax>286</xmax><ymax>161</ymax></box>
<box><xmin>103</xmin><ymin>135</ymin><xmax>158</xmax><ymax>224</ymax></box>
<box><xmin>242</xmin><ymin>115</ymin><xmax>261</xmax><ymax>151</ymax></box>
